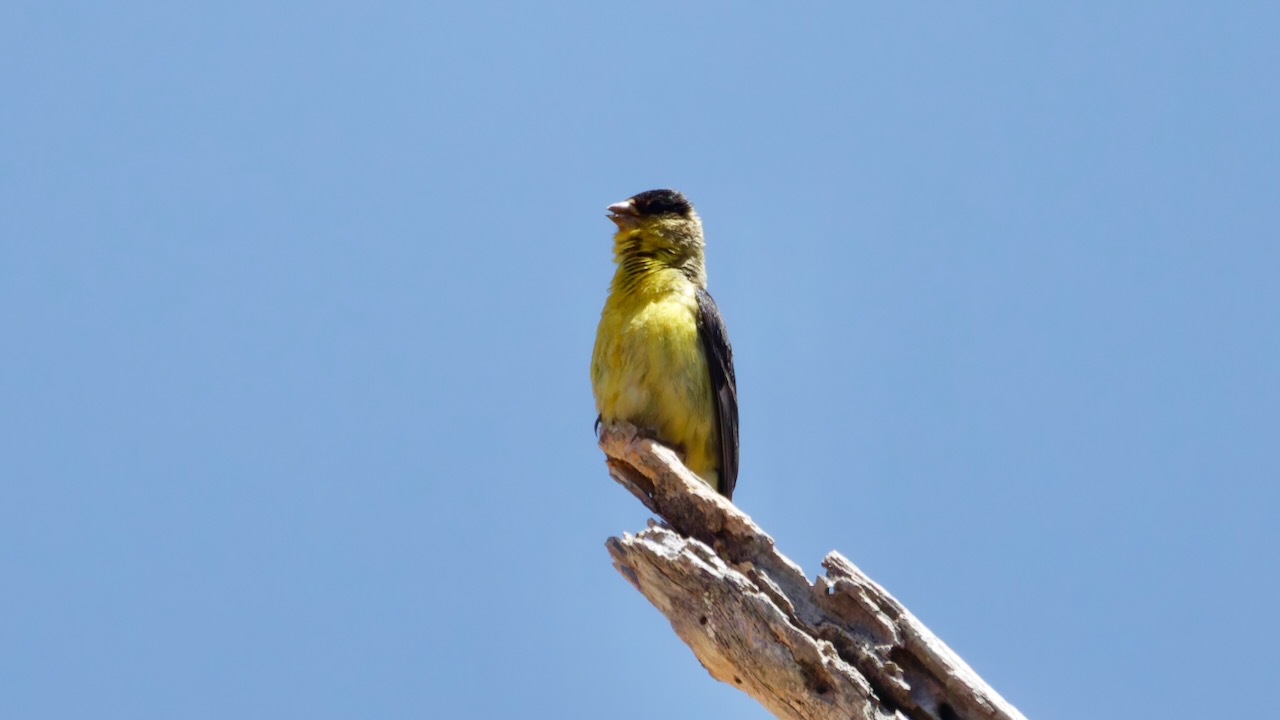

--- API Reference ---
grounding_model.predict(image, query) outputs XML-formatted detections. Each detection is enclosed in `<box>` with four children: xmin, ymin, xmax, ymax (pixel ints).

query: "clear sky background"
<box><xmin>3</xmin><ymin>3</ymin><xmax>1277</xmax><ymax>719</ymax></box>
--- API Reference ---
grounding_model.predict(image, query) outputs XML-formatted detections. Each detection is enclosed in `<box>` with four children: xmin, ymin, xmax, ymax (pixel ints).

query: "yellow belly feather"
<box><xmin>591</xmin><ymin>272</ymin><xmax>720</xmax><ymax>487</ymax></box>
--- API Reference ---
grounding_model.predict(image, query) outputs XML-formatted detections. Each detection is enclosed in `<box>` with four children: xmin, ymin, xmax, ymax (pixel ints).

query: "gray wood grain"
<box><xmin>600</xmin><ymin>422</ymin><xmax>1027</xmax><ymax>720</ymax></box>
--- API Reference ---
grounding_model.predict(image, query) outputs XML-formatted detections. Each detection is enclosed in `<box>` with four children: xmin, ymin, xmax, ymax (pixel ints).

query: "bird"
<box><xmin>591</xmin><ymin>189</ymin><xmax>739</xmax><ymax>499</ymax></box>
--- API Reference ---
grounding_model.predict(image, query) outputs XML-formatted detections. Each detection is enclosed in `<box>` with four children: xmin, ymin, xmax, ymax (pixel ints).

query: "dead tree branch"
<box><xmin>599</xmin><ymin>422</ymin><xmax>1027</xmax><ymax>720</ymax></box>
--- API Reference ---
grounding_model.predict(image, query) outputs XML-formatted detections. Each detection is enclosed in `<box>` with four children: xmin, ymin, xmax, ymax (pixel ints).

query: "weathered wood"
<box><xmin>600</xmin><ymin>422</ymin><xmax>1026</xmax><ymax>720</ymax></box>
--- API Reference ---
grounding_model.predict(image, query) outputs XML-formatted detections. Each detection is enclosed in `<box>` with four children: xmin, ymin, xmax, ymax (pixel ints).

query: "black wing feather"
<box><xmin>695</xmin><ymin>287</ymin><xmax>739</xmax><ymax>500</ymax></box>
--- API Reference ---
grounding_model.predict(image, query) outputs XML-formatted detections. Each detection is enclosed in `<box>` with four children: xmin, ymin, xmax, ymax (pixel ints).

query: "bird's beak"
<box><xmin>607</xmin><ymin>199</ymin><xmax>639</xmax><ymax>229</ymax></box>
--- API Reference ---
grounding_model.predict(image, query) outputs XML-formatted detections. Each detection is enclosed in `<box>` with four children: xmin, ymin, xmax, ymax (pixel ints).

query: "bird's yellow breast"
<box><xmin>591</xmin><ymin>269</ymin><xmax>719</xmax><ymax>487</ymax></box>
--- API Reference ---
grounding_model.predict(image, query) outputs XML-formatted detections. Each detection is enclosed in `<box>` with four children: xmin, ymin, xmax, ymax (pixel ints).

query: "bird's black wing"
<box><xmin>695</xmin><ymin>287</ymin><xmax>739</xmax><ymax>500</ymax></box>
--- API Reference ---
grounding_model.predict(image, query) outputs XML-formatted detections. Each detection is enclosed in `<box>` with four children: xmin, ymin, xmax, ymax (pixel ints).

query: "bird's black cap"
<box><xmin>630</xmin><ymin>189</ymin><xmax>693</xmax><ymax>217</ymax></box>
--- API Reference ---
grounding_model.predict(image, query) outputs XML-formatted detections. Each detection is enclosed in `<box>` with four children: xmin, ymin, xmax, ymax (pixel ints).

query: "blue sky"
<box><xmin>3</xmin><ymin>3</ymin><xmax>1277</xmax><ymax>718</ymax></box>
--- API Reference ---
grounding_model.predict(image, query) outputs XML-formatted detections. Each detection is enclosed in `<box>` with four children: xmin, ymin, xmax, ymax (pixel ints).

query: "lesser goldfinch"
<box><xmin>591</xmin><ymin>189</ymin><xmax>739</xmax><ymax>499</ymax></box>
